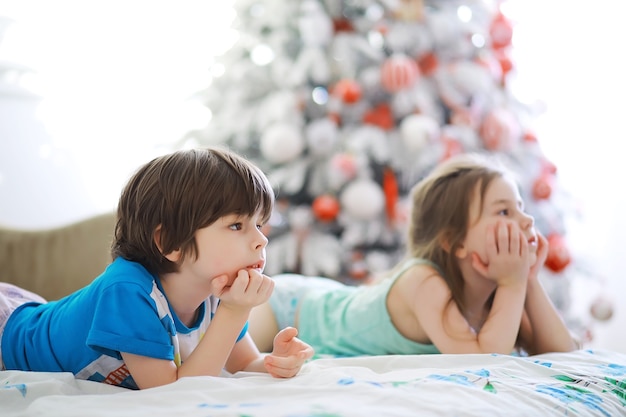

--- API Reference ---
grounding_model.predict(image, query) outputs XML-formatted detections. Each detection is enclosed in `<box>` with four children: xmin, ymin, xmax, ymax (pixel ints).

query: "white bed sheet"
<box><xmin>2</xmin><ymin>349</ymin><xmax>625</xmax><ymax>417</ymax></box>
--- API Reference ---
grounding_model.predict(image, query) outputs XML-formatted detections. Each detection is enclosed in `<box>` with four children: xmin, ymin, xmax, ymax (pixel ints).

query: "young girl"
<box><xmin>0</xmin><ymin>147</ymin><xmax>313</xmax><ymax>389</ymax></box>
<box><xmin>248</xmin><ymin>152</ymin><xmax>579</xmax><ymax>356</ymax></box>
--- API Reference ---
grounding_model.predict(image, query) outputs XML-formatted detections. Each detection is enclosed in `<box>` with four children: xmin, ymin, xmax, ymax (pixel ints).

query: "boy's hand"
<box><xmin>264</xmin><ymin>327</ymin><xmax>314</xmax><ymax>378</ymax></box>
<box><xmin>211</xmin><ymin>269</ymin><xmax>275</xmax><ymax>311</ymax></box>
<box><xmin>471</xmin><ymin>221</ymin><xmax>530</xmax><ymax>287</ymax></box>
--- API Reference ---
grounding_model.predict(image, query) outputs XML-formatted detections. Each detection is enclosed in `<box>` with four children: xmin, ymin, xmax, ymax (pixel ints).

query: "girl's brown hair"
<box><xmin>112</xmin><ymin>147</ymin><xmax>275</xmax><ymax>275</ymax></box>
<box><xmin>407</xmin><ymin>153</ymin><xmax>506</xmax><ymax>314</ymax></box>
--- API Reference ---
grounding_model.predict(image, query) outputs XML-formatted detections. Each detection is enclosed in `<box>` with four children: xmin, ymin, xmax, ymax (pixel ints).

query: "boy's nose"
<box><xmin>254</xmin><ymin>231</ymin><xmax>269</xmax><ymax>250</ymax></box>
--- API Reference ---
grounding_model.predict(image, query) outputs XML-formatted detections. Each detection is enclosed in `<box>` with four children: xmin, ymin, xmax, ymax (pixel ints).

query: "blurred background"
<box><xmin>0</xmin><ymin>0</ymin><xmax>624</xmax><ymax>352</ymax></box>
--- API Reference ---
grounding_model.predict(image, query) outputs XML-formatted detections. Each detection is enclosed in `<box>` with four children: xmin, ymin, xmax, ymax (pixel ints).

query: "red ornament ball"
<box><xmin>542</xmin><ymin>159</ymin><xmax>558</xmax><ymax>175</ymax></box>
<box><xmin>418</xmin><ymin>51</ymin><xmax>438</xmax><ymax>76</ymax></box>
<box><xmin>544</xmin><ymin>234</ymin><xmax>572</xmax><ymax>273</ymax></box>
<box><xmin>532</xmin><ymin>175</ymin><xmax>553</xmax><ymax>200</ymax></box>
<box><xmin>480</xmin><ymin>108</ymin><xmax>519</xmax><ymax>151</ymax></box>
<box><xmin>440</xmin><ymin>137</ymin><xmax>463</xmax><ymax>161</ymax></box>
<box><xmin>523</xmin><ymin>131</ymin><xmax>538</xmax><ymax>143</ymax></box>
<box><xmin>330</xmin><ymin>153</ymin><xmax>358</xmax><ymax>180</ymax></box>
<box><xmin>332</xmin><ymin>79</ymin><xmax>362</xmax><ymax>103</ymax></box>
<box><xmin>490</xmin><ymin>12</ymin><xmax>513</xmax><ymax>50</ymax></box>
<box><xmin>363</xmin><ymin>102</ymin><xmax>394</xmax><ymax>130</ymax></box>
<box><xmin>381</xmin><ymin>54</ymin><xmax>420</xmax><ymax>93</ymax></box>
<box><xmin>495</xmin><ymin>50</ymin><xmax>513</xmax><ymax>79</ymax></box>
<box><xmin>312</xmin><ymin>194</ymin><xmax>340</xmax><ymax>222</ymax></box>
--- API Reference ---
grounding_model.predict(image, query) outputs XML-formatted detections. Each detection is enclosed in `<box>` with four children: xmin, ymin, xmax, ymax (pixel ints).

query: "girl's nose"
<box><xmin>520</xmin><ymin>212</ymin><xmax>534</xmax><ymax>230</ymax></box>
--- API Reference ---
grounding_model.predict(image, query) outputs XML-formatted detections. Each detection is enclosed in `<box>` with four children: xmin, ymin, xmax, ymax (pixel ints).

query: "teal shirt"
<box><xmin>297</xmin><ymin>258</ymin><xmax>440</xmax><ymax>356</ymax></box>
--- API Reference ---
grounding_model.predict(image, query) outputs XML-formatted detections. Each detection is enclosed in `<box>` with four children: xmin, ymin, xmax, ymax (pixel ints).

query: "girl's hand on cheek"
<box><xmin>528</xmin><ymin>231</ymin><xmax>548</xmax><ymax>282</ymax></box>
<box><xmin>472</xmin><ymin>222</ymin><xmax>530</xmax><ymax>287</ymax></box>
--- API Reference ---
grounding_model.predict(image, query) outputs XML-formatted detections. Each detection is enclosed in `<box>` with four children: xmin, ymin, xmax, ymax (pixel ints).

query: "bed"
<box><xmin>2</xmin><ymin>349</ymin><xmax>626</xmax><ymax>416</ymax></box>
<box><xmin>2</xmin><ymin>216</ymin><xmax>626</xmax><ymax>416</ymax></box>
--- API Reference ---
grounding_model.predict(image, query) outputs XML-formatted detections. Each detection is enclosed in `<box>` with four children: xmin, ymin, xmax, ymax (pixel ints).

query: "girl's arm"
<box><xmin>414</xmin><ymin>274</ymin><xmax>527</xmax><ymax>354</ymax></box>
<box><xmin>519</xmin><ymin>279</ymin><xmax>579</xmax><ymax>354</ymax></box>
<box><xmin>518</xmin><ymin>233</ymin><xmax>579</xmax><ymax>354</ymax></box>
<box><xmin>413</xmin><ymin>222</ymin><xmax>529</xmax><ymax>354</ymax></box>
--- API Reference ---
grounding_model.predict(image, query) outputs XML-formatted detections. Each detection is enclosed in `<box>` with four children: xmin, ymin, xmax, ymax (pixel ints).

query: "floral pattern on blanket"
<box><xmin>1</xmin><ymin>349</ymin><xmax>625</xmax><ymax>417</ymax></box>
<box><xmin>313</xmin><ymin>352</ymin><xmax>626</xmax><ymax>417</ymax></box>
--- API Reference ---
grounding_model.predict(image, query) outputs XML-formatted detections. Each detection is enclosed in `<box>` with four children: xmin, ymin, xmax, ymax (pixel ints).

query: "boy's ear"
<box><xmin>154</xmin><ymin>225</ymin><xmax>181</xmax><ymax>262</ymax></box>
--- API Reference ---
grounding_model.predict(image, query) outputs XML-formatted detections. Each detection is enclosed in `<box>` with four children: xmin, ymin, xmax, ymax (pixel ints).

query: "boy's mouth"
<box><xmin>246</xmin><ymin>261</ymin><xmax>265</xmax><ymax>270</ymax></box>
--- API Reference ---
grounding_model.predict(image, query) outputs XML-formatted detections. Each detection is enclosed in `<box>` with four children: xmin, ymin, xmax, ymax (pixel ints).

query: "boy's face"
<box><xmin>183</xmin><ymin>211</ymin><xmax>268</xmax><ymax>288</ymax></box>
<box><xmin>461</xmin><ymin>175</ymin><xmax>538</xmax><ymax>267</ymax></box>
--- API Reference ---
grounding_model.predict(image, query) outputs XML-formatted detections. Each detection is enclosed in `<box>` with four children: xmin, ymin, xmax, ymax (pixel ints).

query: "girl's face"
<box><xmin>181</xmin><ymin>211</ymin><xmax>268</xmax><ymax>287</ymax></box>
<box><xmin>460</xmin><ymin>175</ymin><xmax>538</xmax><ymax>267</ymax></box>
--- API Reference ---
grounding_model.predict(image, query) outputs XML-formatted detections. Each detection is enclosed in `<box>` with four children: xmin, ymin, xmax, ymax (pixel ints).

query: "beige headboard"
<box><xmin>0</xmin><ymin>212</ymin><xmax>116</xmax><ymax>301</ymax></box>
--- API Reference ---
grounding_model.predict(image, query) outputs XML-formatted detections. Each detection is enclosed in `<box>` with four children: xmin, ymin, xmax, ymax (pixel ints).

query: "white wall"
<box><xmin>0</xmin><ymin>1</ymin><xmax>234</xmax><ymax>227</ymax></box>
<box><xmin>506</xmin><ymin>0</ymin><xmax>626</xmax><ymax>353</ymax></box>
<box><xmin>0</xmin><ymin>1</ymin><xmax>624</xmax><ymax>352</ymax></box>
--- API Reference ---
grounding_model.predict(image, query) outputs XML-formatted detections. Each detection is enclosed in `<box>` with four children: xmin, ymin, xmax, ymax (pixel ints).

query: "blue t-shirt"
<box><xmin>1</xmin><ymin>257</ymin><xmax>248</xmax><ymax>389</ymax></box>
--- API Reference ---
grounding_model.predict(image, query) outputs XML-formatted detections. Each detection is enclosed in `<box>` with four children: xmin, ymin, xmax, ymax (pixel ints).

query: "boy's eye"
<box><xmin>498</xmin><ymin>209</ymin><xmax>509</xmax><ymax>216</ymax></box>
<box><xmin>229</xmin><ymin>223</ymin><xmax>242</xmax><ymax>231</ymax></box>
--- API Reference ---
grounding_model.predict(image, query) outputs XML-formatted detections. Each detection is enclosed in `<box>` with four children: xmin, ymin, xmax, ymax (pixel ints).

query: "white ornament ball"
<box><xmin>288</xmin><ymin>205</ymin><xmax>313</xmax><ymax>231</ymax></box>
<box><xmin>365</xmin><ymin>250</ymin><xmax>393</xmax><ymax>274</ymax></box>
<box><xmin>260</xmin><ymin>123</ymin><xmax>305</xmax><ymax>164</ymax></box>
<box><xmin>428</xmin><ymin>11</ymin><xmax>460</xmax><ymax>48</ymax></box>
<box><xmin>340</xmin><ymin>178</ymin><xmax>385</xmax><ymax>220</ymax></box>
<box><xmin>305</xmin><ymin>118</ymin><xmax>338</xmax><ymax>156</ymax></box>
<box><xmin>449</xmin><ymin>61</ymin><xmax>494</xmax><ymax>98</ymax></box>
<box><xmin>590</xmin><ymin>295</ymin><xmax>614</xmax><ymax>321</ymax></box>
<box><xmin>400</xmin><ymin>114</ymin><xmax>440</xmax><ymax>153</ymax></box>
<box><xmin>299</xmin><ymin>0</ymin><xmax>333</xmax><ymax>47</ymax></box>
<box><xmin>359</xmin><ymin>65</ymin><xmax>382</xmax><ymax>91</ymax></box>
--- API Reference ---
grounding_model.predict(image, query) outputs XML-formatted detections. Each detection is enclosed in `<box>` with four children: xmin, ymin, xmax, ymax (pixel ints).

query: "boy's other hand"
<box><xmin>264</xmin><ymin>327</ymin><xmax>314</xmax><ymax>378</ymax></box>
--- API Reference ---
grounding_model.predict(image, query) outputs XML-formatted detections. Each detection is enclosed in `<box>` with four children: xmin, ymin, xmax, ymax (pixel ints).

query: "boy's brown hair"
<box><xmin>112</xmin><ymin>147</ymin><xmax>275</xmax><ymax>275</ymax></box>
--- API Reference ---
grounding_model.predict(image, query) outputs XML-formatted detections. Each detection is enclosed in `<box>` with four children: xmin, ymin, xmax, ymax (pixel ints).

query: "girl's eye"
<box><xmin>229</xmin><ymin>223</ymin><xmax>243</xmax><ymax>231</ymax></box>
<box><xmin>256</xmin><ymin>224</ymin><xmax>264</xmax><ymax>230</ymax></box>
<box><xmin>498</xmin><ymin>209</ymin><xmax>510</xmax><ymax>216</ymax></box>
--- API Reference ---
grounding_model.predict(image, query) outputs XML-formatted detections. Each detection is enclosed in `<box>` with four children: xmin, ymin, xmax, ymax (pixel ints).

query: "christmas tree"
<box><xmin>182</xmin><ymin>0</ymin><xmax>610</xmax><ymax>342</ymax></box>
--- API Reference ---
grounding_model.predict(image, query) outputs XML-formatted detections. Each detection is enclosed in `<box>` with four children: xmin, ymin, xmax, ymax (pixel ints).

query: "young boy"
<box><xmin>0</xmin><ymin>147</ymin><xmax>313</xmax><ymax>389</ymax></box>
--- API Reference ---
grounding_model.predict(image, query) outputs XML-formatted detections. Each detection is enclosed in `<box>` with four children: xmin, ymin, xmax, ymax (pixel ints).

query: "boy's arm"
<box><xmin>121</xmin><ymin>270</ymin><xmax>272</xmax><ymax>389</ymax></box>
<box><xmin>226</xmin><ymin>328</ymin><xmax>313</xmax><ymax>378</ymax></box>
<box><xmin>122</xmin><ymin>302</ymin><xmax>250</xmax><ymax>389</ymax></box>
<box><xmin>226</xmin><ymin>333</ymin><xmax>267</xmax><ymax>373</ymax></box>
